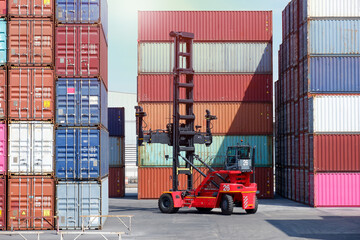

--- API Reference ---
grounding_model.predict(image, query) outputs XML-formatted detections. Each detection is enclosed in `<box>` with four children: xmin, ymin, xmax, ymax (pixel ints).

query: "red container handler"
<box><xmin>55</xmin><ymin>24</ymin><xmax>108</xmax><ymax>90</ymax></box>
<box><xmin>138</xmin><ymin>11</ymin><xmax>272</xmax><ymax>42</ymax></box>
<box><xmin>138</xmin><ymin>74</ymin><xmax>273</xmax><ymax>103</ymax></box>
<box><xmin>0</xmin><ymin>176</ymin><xmax>5</xmax><ymax>230</ymax></box>
<box><xmin>109</xmin><ymin>167</ymin><xmax>125</xmax><ymax>198</ymax></box>
<box><xmin>7</xmin><ymin>176</ymin><xmax>55</xmax><ymax>230</ymax></box>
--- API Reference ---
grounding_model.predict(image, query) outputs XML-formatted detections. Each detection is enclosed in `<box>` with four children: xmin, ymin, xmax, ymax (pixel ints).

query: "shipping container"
<box><xmin>56</xmin><ymin>0</ymin><xmax>108</xmax><ymax>44</ymax></box>
<box><xmin>0</xmin><ymin>68</ymin><xmax>6</xmax><ymax>119</ymax></box>
<box><xmin>108</xmin><ymin>167</ymin><xmax>125</xmax><ymax>198</ymax></box>
<box><xmin>55</xmin><ymin>24</ymin><xmax>108</xmax><ymax>89</ymax></box>
<box><xmin>56</xmin><ymin>177</ymin><xmax>108</xmax><ymax>229</ymax></box>
<box><xmin>138</xmin><ymin>74</ymin><xmax>273</xmax><ymax>103</ymax></box>
<box><xmin>0</xmin><ymin>19</ymin><xmax>6</xmax><ymax>65</ymax></box>
<box><xmin>55</xmin><ymin>127</ymin><xmax>109</xmax><ymax>180</ymax></box>
<box><xmin>138</xmin><ymin>42</ymin><xmax>272</xmax><ymax>74</ymax></box>
<box><xmin>139</xmin><ymin>135</ymin><xmax>273</xmax><ymax>167</ymax></box>
<box><xmin>314</xmin><ymin>173</ymin><xmax>360</xmax><ymax>207</ymax></box>
<box><xmin>8</xmin><ymin>19</ymin><xmax>54</xmax><ymax>66</ymax></box>
<box><xmin>313</xmin><ymin>134</ymin><xmax>360</xmax><ymax>172</ymax></box>
<box><xmin>108</xmin><ymin>108</ymin><xmax>125</xmax><ymax>137</ymax></box>
<box><xmin>8</xmin><ymin>122</ymin><xmax>53</xmax><ymax>175</ymax></box>
<box><xmin>140</xmin><ymin>103</ymin><xmax>273</xmax><ymax>135</ymax></box>
<box><xmin>309</xmin><ymin>95</ymin><xmax>360</xmax><ymax>133</ymax></box>
<box><xmin>0</xmin><ymin>123</ymin><xmax>6</xmax><ymax>175</ymax></box>
<box><xmin>8</xmin><ymin>67</ymin><xmax>54</xmax><ymax>121</ymax></box>
<box><xmin>7</xmin><ymin>176</ymin><xmax>55</xmax><ymax>230</ymax></box>
<box><xmin>300</xmin><ymin>0</ymin><xmax>360</xmax><ymax>23</ymax></box>
<box><xmin>0</xmin><ymin>0</ymin><xmax>5</xmax><ymax>17</ymax></box>
<box><xmin>8</xmin><ymin>0</ymin><xmax>54</xmax><ymax>18</ymax></box>
<box><xmin>0</xmin><ymin>177</ymin><xmax>5</xmax><ymax>230</ymax></box>
<box><xmin>109</xmin><ymin>137</ymin><xmax>125</xmax><ymax>167</ymax></box>
<box><xmin>138</xmin><ymin>11</ymin><xmax>272</xmax><ymax>42</ymax></box>
<box><xmin>56</xmin><ymin>78</ymin><xmax>108</xmax><ymax>128</ymax></box>
<box><xmin>138</xmin><ymin>167</ymin><xmax>273</xmax><ymax>199</ymax></box>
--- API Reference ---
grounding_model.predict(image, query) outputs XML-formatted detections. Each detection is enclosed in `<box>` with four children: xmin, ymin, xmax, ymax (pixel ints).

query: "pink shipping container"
<box><xmin>138</xmin><ymin>11</ymin><xmax>272</xmax><ymax>42</ymax></box>
<box><xmin>55</xmin><ymin>24</ymin><xmax>108</xmax><ymax>89</ymax></box>
<box><xmin>138</xmin><ymin>74</ymin><xmax>272</xmax><ymax>103</ymax></box>
<box><xmin>314</xmin><ymin>173</ymin><xmax>360</xmax><ymax>207</ymax></box>
<box><xmin>0</xmin><ymin>0</ymin><xmax>5</xmax><ymax>17</ymax></box>
<box><xmin>0</xmin><ymin>123</ymin><xmax>6</xmax><ymax>175</ymax></box>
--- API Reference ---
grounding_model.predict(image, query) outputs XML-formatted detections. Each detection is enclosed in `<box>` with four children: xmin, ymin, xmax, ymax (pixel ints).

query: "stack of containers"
<box><xmin>0</xmin><ymin>1</ymin><xmax>5</xmax><ymax>230</ymax></box>
<box><xmin>276</xmin><ymin>0</ymin><xmax>360</xmax><ymax>207</ymax></box>
<box><xmin>108</xmin><ymin>107</ymin><xmax>125</xmax><ymax>198</ymax></box>
<box><xmin>137</xmin><ymin>11</ymin><xmax>274</xmax><ymax>199</ymax></box>
<box><xmin>54</xmin><ymin>0</ymin><xmax>109</xmax><ymax>229</ymax></box>
<box><xmin>6</xmin><ymin>1</ymin><xmax>56</xmax><ymax>230</ymax></box>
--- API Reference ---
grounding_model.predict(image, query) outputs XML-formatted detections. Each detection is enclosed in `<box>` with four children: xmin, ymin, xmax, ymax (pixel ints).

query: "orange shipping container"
<box><xmin>7</xmin><ymin>176</ymin><xmax>55</xmax><ymax>230</ymax></box>
<box><xmin>8</xmin><ymin>0</ymin><xmax>54</xmax><ymax>18</ymax></box>
<box><xmin>139</xmin><ymin>103</ymin><xmax>273</xmax><ymax>135</ymax></box>
<box><xmin>8</xmin><ymin>19</ymin><xmax>54</xmax><ymax>66</ymax></box>
<box><xmin>8</xmin><ymin>67</ymin><xmax>54</xmax><ymax>121</ymax></box>
<box><xmin>0</xmin><ymin>68</ymin><xmax>6</xmax><ymax>119</ymax></box>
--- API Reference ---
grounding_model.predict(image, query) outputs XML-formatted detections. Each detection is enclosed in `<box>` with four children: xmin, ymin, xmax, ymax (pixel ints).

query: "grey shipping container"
<box><xmin>109</xmin><ymin>137</ymin><xmax>125</xmax><ymax>167</ymax></box>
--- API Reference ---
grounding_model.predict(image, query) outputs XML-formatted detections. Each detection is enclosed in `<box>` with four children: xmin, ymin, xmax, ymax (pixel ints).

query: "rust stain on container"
<box><xmin>109</xmin><ymin>167</ymin><xmax>125</xmax><ymax>198</ymax></box>
<box><xmin>139</xmin><ymin>103</ymin><xmax>273</xmax><ymax>135</ymax></box>
<box><xmin>138</xmin><ymin>74</ymin><xmax>273</xmax><ymax>103</ymax></box>
<box><xmin>7</xmin><ymin>176</ymin><xmax>55</xmax><ymax>230</ymax></box>
<box><xmin>8</xmin><ymin>0</ymin><xmax>54</xmax><ymax>18</ymax></box>
<box><xmin>8</xmin><ymin>19</ymin><xmax>54</xmax><ymax>66</ymax></box>
<box><xmin>8</xmin><ymin>67</ymin><xmax>54</xmax><ymax>121</ymax></box>
<box><xmin>0</xmin><ymin>68</ymin><xmax>6</xmax><ymax>119</ymax></box>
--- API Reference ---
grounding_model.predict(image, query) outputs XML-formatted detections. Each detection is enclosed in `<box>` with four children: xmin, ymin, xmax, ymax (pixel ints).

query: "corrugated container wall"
<box><xmin>0</xmin><ymin>0</ymin><xmax>5</xmax><ymax>17</ymax></box>
<box><xmin>108</xmin><ymin>108</ymin><xmax>125</xmax><ymax>137</ymax></box>
<box><xmin>56</xmin><ymin>0</ymin><xmax>108</xmax><ymax>44</ymax></box>
<box><xmin>0</xmin><ymin>177</ymin><xmax>5</xmax><ymax>230</ymax></box>
<box><xmin>0</xmin><ymin>69</ymin><xmax>5</xmax><ymax>119</ymax></box>
<box><xmin>0</xmin><ymin>19</ymin><xmax>6</xmax><ymax>65</ymax></box>
<box><xmin>55</xmin><ymin>127</ymin><xmax>109</xmax><ymax>180</ymax></box>
<box><xmin>109</xmin><ymin>137</ymin><xmax>125</xmax><ymax>167</ymax></box>
<box><xmin>138</xmin><ymin>11</ymin><xmax>272</xmax><ymax>42</ymax></box>
<box><xmin>56</xmin><ymin>177</ymin><xmax>109</xmax><ymax>230</ymax></box>
<box><xmin>7</xmin><ymin>176</ymin><xmax>55</xmax><ymax>230</ymax></box>
<box><xmin>0</xmin><ymin>123</ymin><xmax>5</xmax><ymax>175</ymax></box>
<box><xmin>108</xmin><ymin>167</ymin><xmax>125</xmax><ymax>198</ymax></box>
<box><xmin>8</xmin><ymin>0</ymin><xmax>54</xmax><ymax>18</ymax></box>
<box><xmin>56</xmin><ymin>78</ymin><xmax>108</xmax><ymax>128</ymax></box>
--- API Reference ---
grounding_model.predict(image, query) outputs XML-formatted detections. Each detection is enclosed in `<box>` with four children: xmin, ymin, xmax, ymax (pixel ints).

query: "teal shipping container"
<box><xmin>138</xmin><ymin>135</ymin><xmax>273</xmax><ymax>167</ymax></box>
<box><xmin>0</xmin><ymin>19</ymin><xmax>6</xmax><ymax>65</ymax></box>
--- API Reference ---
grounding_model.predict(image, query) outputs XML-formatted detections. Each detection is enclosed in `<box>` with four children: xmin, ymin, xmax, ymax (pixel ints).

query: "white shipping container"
<box><xmin>309</xmin><ymin>96</ymin><xmax>360</xmax><ymax>133</ymax></box>
<box><xmin>9</xmin><ymin>122</ymin><xmax>54</xmax><ymax>175</ymax></box>
<box><xmin>304</xmin><ymin>0</ymin><xmax>360</xmax><ymax>19</ymax></box>
<box><xmin>139</xmin><ymin>42</ymin><xmax>272</xmax><ymax>73</ymax></box>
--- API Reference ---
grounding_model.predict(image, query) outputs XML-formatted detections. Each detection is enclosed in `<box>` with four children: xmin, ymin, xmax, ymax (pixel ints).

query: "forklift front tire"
<box><xmin>220</xmin><ymin>194</ymin><xmax>234</xmax><ymax>215</ymax></box>
<box><xmin>158</xmin><ymin>193</ymin><xmax>179</xmax><ymax>214</ymax></box>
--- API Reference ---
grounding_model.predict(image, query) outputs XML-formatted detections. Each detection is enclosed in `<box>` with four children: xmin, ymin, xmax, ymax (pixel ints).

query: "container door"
<box><xmin>32</xmin><ymin>177</ymin><xmax>54</xmax><ymax>229</ymax></box>
<box><xmin>56</xmin><ymin>128</ymin><xmax>77</xmax><ymax>179</ymax></box>
<box><xmin>57</xmin><ymin>182</ymin><xmax>79</xmax><ymax>229</ymax></box>
<box><xmin>32</xmin><ymin>20</ymin><xmax>53</xmax><ymax>66</ymax></box>
<box><xmin>0</xmin><ymin>178</ymin><xmax>6</xmax><ymax>230</ymax></box>
<box><xmin>56</xmin><ymin>26</ymin><xmax>77</xmax><ymax>77</ymax></box>
<box><xmin>32</xmin><ymin>123</ymin><xmax>54</xmax><ymax>174</ymax></box>
<box><xmin>79</xmin><ymin>0</ymin><xmax>100</xmax><ymax>23</ymax></box>
<box><xmin>0</xmin><ymin>20</ymin><xmax>6</xmax><ymax>65</ymax></box>
<box><xmin>33</xmin><ymin>0</ymin><xmax>53</xmax><ymax>17</ymax></box>
<box><xmin>8</xmin><ymin>20</ymin><xmax>31</xmax><ymax>65</ymax></box>
<box><xmin>0</xmin><ymin>69</ymin><xmax>6</xmax><ymax>118</ymax></box>
<box><xmin>79</xmin><ymin>79</ymin><xmax>100</xmax><ymax>126</ymax></box>
<box><xmin>79</xmin><ymin>25</ymin><xmax>100</xmax><ymax>77</ymax></box>
<box><xmin>56</xmin><ymin>79</ymin><xmax>77</xmax><ymax>125</ymax></box>
<box><xmin>56</xmin><ymin>0</ymin><xmax>77</xmax><ymax>22</ymax></box>
<box><xmin>0</xmin><ymin>123</ymin><xmax>6</xmax><ymax>174</ymax></box>
<box><xmin>33</xmin><ymin>68</ymin><xmax>54</xmax><ymax>120</ymax></box>
<box><xmin>101</xmin><ymin>177</ymin><xmax>108</xmax><ymax>226</ymax></box>
<box><xmin>78</xmin><ymin>129</ymin><xmax>100</xmax><ymax>179</ymax></box>
<box><xmin>79</xmin><ymin>182</ymin><xmax>101</xmax><ymax>229</ymax></box>
<box><xmin>9</xmin><ymin>123</ymin><xmax>32</xmax><ymax>174</ymax></box>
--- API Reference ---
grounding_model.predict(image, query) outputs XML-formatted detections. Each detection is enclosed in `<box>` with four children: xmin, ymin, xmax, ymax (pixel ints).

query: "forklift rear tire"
<box><xmin>196</xmin><ymin>208</ymin><xmax>213</xmax><ymax>213</ymax></box>
<box><xmin>245</xmin><ymin>196</ymin><xmax>258</xmax><ymax>214</ymax></box>
<box><xmin>220</xmin><ymin>194</ymin><xmax>234</xmax><ymax>215</ymax></box>
<box><xmin>158</xmin><ymin>193</ymin><xmax>179</xmax><ymax>214</ymax></box>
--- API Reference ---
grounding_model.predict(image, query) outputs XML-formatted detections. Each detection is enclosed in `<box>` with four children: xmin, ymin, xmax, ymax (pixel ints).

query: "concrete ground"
<box><xmin>1</xmin><ymin>188</ymin><xmax>360</xmax><ymax>239</ymax></box>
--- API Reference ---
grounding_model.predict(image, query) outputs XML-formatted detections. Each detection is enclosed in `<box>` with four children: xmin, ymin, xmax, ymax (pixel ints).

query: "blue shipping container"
<box><xmin>307</xmin><ymin>57</ymin><xmax>360</xmax><ymax>93</ymax></box>
<box><xmin>56</xmin><ymin>78</ymin><xmax>108</xmax><ymax>128</ymax></box>
<box><xmin>56</xmin><ymin>0</ymin><xmax>108</xmax><ymax>43</ymax></box>
<box><xmin>56</xmin><ymin>127</ymin><xmax>109</xmax><ymax>180</ymax></box>
<box><xmin>109</xmin><ymin>137</ymin><xmax>125</xmax><ymax>167</ymax></box>
<box><xmin>139</xmin><ymin>135</ymin><xmax>273</xmax><ymax>167</ymax></box>
<box><xmin>56</xmin><ymin>177</ymin><xmax>109</xmax><ymax>230</ymax></box>
<box><xmin>0</xmin><ymin>19</ymin><xmax>6</xmax><ymax>65</ymax></box>
<box><xmin>108</xmin><ymin>108</ymin><xmax>125</xmax><ymax>137</ymax></box>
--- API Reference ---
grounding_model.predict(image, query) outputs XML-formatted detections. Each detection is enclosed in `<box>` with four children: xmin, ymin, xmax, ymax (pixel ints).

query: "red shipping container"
<box><xmin>8</xmin><ymin>19</ymin><xmax>54</xmax><ymax>66</ymax></box>
<box><xmin>8</xmin><ymin>67</ymin><xmax>54</xmax><ymax>121</ymax></box>
<box><xmin>313</xmin><ymin>135</ymin><xmax>360</xmax><ymax>172</ymax></box>
<box><xmin>0</xmin><ymin>0</ymin><xmax>5</xmax><ymax>17</ymax></box>
<box><xmin>0</xmin><ymin>177</ymin><xmax>5</xmax><ymax>230</ymax></box>
<box><xmin>138</xmin><ymin>11</ymin><xmax>272</xmax><ymax>42</ymax></box>
<box><xmin>8</xmin><ymin>0</ymin><xmax>53</xmax><ymax>18</ymax></box>
<box><xmin>0</xmin><ymin>68</ymin><xmax>6</xmax><ymax>119</ymax></box>
<box><xmin>109</xmin><ymin>167</ymin><xmax>125</xmax><ymax>198</ymax></box>
<box><xmin>55</xmin><ymin>24</ymin><xmax>108</xmax><ymax>89</ymax></box>
<box><xmin>138</xmin><ymin>167</ymin><xmax>274</xmax><ymax>199</ymax></box>
<box><xmin>138</xmin><ymin>75</ymin><xmax>273</xmax><ymax>103</ymax></box>
<box><xmin>7</xmin><ymin>176</ymin><xmax>55</xmax><ymax>230</ymax></box>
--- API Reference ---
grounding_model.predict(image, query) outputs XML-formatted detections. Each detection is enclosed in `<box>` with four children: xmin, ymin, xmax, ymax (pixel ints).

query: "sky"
<box><xmin>108</xmin><ymin>0</ymin><xmax>291</xmax><ymax>93</ymax></box>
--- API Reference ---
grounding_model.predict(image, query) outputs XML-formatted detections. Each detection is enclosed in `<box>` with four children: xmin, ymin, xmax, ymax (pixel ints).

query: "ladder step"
<box><xmin>178</xmin><ymin>83</ymin><xmax>194</xmax><ymax>88</ymax></box>
<box><xmin>180</xmin><ymin>146</ymin><xmax>195</xmax><ymax>152</ymax></box>
<box><xmin>178</xmin><ymin>99</ymin><xmax>194</xmax><ymax>104</ymax></box>
<box><xmin>177</xmin><ymin>68</ymin><xmax>194</xmax><ymax>75</ymax></box>
<box><xmin>180</xmin><ymin>131</ymin><xmax>196</xmax><ymax>136</ymax></box>
<box><xmin>179</xmin><ymin>114</ymin><xmax>195</xmax><ymax>120</ymax></box>
<box><xmin>178</xmin><ymin>169</ymin><xmax>192</xmax><ymax>175</ymax></box>
<box><xmin>179</xmin><ymin>52</ymin><xmax>191</xmax><ymax>57</ymax></box>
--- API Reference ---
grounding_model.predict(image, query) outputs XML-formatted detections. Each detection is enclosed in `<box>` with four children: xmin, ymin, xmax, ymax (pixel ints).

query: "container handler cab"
<box><xmin>135</xmin><ymin>31</ymin><xmax>258</xmax><ymax>215</ymax></box>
